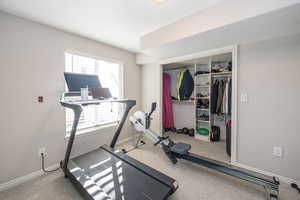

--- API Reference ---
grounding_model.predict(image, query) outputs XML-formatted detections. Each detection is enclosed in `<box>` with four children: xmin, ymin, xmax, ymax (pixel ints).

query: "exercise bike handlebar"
<box><xmin>145</xmin><ymin>102</ymin><xmax>157</xmax><ymax>129</ymax></box>
<box><xmin>148</xmin><ymin>102</ymin><xmax>157</xmax><ymax>118</ymax></box>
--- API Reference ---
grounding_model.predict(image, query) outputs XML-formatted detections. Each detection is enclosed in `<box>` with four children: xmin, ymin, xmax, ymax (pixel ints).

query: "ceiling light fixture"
<box><xmin>153</xmin><ymin>0</ymin><xmax>166</xmax><ymax>4</ymax></box>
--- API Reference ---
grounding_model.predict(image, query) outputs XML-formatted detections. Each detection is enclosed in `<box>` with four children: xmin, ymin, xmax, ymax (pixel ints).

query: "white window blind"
<box><xmin>65</xmin><ymin>52</ymin><xmax>122</xmax><ymax>133</ymax></box>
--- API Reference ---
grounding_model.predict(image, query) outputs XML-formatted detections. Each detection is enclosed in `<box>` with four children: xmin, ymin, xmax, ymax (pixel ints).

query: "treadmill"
<box><xmin>60</xmin><ymin>94</ymin><xmax>178</xmax><ymax>200</ymax></box>
<box><xmin>60</xmin><ymin>73</ymin><xmax>178</xmax><ymax>200</ymax></box>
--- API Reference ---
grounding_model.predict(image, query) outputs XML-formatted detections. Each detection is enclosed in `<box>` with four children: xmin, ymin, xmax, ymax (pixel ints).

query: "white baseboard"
<box><xmin>232</xmin><ymin>161</ymin><xmax>300</xmax><ymax>185</ymax></box>
<box><xmin>0</xmin><ymin>136</ymin><xmax>136</xmax><ymax>193</ymax></box>
<box><xmin>0</xmin><ymin>164</ymin><xmax>60</xmax><ymax>192</ymax></box>
<box><xmin>116</xmin><ymin>134</ymin><xmax>139</xmax><ymax>146</ymax></box>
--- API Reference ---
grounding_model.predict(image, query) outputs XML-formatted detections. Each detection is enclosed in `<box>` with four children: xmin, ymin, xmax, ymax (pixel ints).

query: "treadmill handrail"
<box><xmin>60</xmin><ymin>92</ymin><xmax>133</xmax><ymax>106</ymax></box>
<box><xmin>60</xmin><ymin>92</ymin><xmax>136</xmax><ymax>174</ymax></box>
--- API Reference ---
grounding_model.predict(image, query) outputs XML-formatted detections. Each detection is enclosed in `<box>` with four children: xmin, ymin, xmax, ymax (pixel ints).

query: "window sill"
<box><xmin>65</xmin><ymin>122</ymin><xmax>118</xmax><ymax>140</ymax></box>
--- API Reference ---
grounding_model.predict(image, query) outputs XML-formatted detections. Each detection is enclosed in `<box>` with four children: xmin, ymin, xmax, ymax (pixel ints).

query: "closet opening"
<box><xmin>161</xmin><ymin>51</ymin><xmax>235</xmax><ymax>164</ymax></box>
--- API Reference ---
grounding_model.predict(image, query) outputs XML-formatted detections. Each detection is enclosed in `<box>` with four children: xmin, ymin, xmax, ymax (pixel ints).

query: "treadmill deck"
<box><xmin>66</xmin><ymin>145</ymin><xmax>175</xmax><ymax>200</ymax></box>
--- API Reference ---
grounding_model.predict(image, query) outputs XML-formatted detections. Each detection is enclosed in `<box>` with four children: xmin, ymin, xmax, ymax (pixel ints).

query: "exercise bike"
<box><xmin>129</xmin><ymin>103</ymin><xmax>280</xmax><ymax>200</ymax></box>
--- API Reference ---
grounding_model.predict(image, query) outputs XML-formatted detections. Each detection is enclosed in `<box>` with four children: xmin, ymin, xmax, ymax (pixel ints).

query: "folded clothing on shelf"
<box><xmin>211</xmin><ymin>61</ymin><xmax>232</xmax><ymax>73</ymax></box>
<box><xmin>196</xmin><ymin>93</ymin><xmax>209</xmax><ymax>98</ymax></box>
<box><xmin>197</xmin><ymin>99</ymin><xmax>209</xmax><ymax>109</ymax></box>
<box><xmin>198</xmin><ymin>114</ymin><xmax>209</xmax><ymax>121</ymax></box>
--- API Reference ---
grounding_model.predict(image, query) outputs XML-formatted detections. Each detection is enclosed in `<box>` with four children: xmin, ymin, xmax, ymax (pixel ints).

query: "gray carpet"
<box><xmin>0</xmin><ymin>137</ymin><xmax>299</xmax><ymax>200</ymax></box>
<box><xmin>164</xmin><ymin>132</ymin><xmax>231</xmax><ymax>164</ymax></box>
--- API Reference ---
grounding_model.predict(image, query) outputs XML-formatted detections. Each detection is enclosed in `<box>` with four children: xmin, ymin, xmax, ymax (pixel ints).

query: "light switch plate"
<box><xmin>273</xmin><ymin>146</ymin><xmax>283</xmax><ymax>158</ymax></box>
<box><xmin>241</xmin><ymin>93</ymin><xmax>248</xmax><ymax>103</ymax></box>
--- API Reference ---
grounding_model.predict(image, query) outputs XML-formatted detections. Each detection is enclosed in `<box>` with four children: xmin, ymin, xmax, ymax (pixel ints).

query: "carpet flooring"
<box><xmin>0</xmin><ymin>136</ymin><xmax>299</xmax><ymax>200</ymax></box>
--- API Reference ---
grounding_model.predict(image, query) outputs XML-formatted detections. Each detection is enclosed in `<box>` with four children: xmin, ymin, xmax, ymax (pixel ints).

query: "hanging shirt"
<box><xmin>216</xmin><ymin>80</ymin><xmax>225</xmax><ymax>114</ymax></box>
<box><xmin>222</xmin><ymin>80</ymin><xmax>229</xmax><ymax>114</ymax></box>
<box><xmin>177</xmin><ymin>69</ymin><xmax>194</xmax><ymax>101</ymax></box>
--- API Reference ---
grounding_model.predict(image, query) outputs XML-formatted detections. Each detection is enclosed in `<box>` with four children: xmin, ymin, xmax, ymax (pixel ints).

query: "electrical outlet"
<box><xmin>38</xmin><ymin>147</ymin><xmax>46</xmax><ymax>157</ymax></box>
<box><xmin>273</xmin><ymin>146</ymin><xmax>283</xmax><ymax>158</ymax></box>
<box><xmin>38</xmin><ymin>96</ymin><xmax>44</xmax><ymax>103</ymax></box>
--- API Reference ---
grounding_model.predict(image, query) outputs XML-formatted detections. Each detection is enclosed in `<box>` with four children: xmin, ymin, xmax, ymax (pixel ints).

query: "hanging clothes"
<box><xmin>228</xmin><ymin>79</ymin><xmax>232</xmax><ymax>115</ymax></box>
<box><xmin>211</xmin><ymin>78</ymin><xmax>232</xmax><ymax>115</ymax></box>
<box><xmin>216</xmin><ymin>80</ymin><xmax>225</xmax><ymax>114</ymax></box>
<box><xmin>177</xmin><ymin>69</ymin><xmax>194</xmax><ymax>101</ymax></box>
<box><xmin>163</xmin><ymin>73</ymin><xmax>175</xmax><ymax>129</ymax></box>
<box><xmin>211</xmin><ymin>80</ymin><xmax>219</xmax><ymax>114</ymax></box>
<box><xmin>222</xmin><ymin>80</ymin><xmax>229</xmax><ymax>114</ymax></box>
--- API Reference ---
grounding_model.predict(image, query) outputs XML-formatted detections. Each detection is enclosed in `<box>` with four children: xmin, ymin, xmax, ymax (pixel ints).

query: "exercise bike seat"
<box><xmin>170</xmin><ymin>142</ymin><xmax>191</xmax><ymax>155</ymax></box>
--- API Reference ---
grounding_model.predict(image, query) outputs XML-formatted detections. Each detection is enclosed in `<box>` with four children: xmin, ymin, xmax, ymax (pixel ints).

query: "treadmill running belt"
<box><xmin>68</xmin><ymin>147</ymin><xmax>173</xmax><ymax>200</ymax></box>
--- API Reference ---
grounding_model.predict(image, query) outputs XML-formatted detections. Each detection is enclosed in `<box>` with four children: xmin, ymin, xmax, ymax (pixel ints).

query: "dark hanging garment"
<box><xmin>163</xmin><ymin>73</ymin><xmax>175</xmax><ymax>129</ymax></box>
<box><xmin>177</xmin><ymin>69</ymin><xmax>194</xmax><ymax>101</ymax></box>
<box><xmin>228</xmin><ymin>79</ymin><xmax>232</xmax><ymax>115</ymax></box>
<box><xmin>216</xmin><ymin>80</ymin><xmax>225</xmax><ymax>114</ymax></box>
<box><xmin>211</xmin><ymin>80</ymin><xmax>219</xmax><ymax>114</ymax></box>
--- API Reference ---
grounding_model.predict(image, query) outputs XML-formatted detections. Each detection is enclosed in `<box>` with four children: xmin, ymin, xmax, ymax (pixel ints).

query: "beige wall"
<box><xmin>141</xmin><ymin>34</ymin><xmax>300</xmax><ymax>181</ymax></box>
<box><xmin>0</xmin><ymin>12</ymin><xmax>140</xmax><ymax>184</ymax></box>
<box><xmin>237</xmin><ymin>34</ymin><xmax>300</xmax><ymax>180</ymax></box>
<box><xmin>141</xmin><ymin>63</ymin><xmax>161</xmax><ymax>134</ymax></box>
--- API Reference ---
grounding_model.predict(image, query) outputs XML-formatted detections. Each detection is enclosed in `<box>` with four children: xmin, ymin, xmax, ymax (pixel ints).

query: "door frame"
<box><xmin>158</xmin><ymin>45</ymin><xmax>238</xmax><ymax>164</ymax></box>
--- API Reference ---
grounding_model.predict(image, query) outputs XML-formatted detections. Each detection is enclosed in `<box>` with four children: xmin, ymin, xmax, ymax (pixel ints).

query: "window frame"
<box><xmin>64</xmin><ymin>50</ymin><xmax>124</xmax><ymax>136</ymax></box>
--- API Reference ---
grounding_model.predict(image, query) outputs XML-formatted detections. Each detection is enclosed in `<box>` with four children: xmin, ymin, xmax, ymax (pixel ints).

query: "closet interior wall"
<box><xmin>163</xmin><ymin>66</ymin><xmax>195</xmax><ymax>129</ymax></box>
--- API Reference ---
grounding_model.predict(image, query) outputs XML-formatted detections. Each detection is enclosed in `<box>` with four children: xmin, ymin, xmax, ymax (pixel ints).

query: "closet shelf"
<box><xmin>172</xmin><ymin>100</ymin><xmax>194</xmax><ymax>104</ymax></box>
<box><xmin>195</xmin><ymin>85</ymin><xmax>209</xmax><ymax>88</ymax></box>
<box><xmin>211</xmin><ymin>71</ymin><xmax>232</xmax><ymax>76</ymax></box>
<box><xmin>197</xmin><ymin>120</ymin><xmax>210</xmax><ymax>123</ymax></box>
<box><xmin>195</xmin><ymin>73</ymin><xmax>210</xmax><ymax>76</ymax></box>
<box><xmin>196</xmin><ymin>97</ymin><xmax>210</xmax><ymax>99</ymax></box>
<box><xmin>197</xmin><ymin>108</ymin><xmax>209</xmax><ymax>111</ymax></box>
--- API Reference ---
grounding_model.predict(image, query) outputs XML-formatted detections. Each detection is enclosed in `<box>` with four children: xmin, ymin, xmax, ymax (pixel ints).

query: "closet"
<box><xmin>162</xmin><ymin>52</ymin><xmax>233</xmax><ymax>163</ymax></box>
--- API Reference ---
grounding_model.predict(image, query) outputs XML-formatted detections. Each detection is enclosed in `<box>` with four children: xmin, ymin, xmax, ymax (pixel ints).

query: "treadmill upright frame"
<box><xmin>60</xmin><ymin>92</ymin><xmax>136</xmax><ymax>175</ymax></box>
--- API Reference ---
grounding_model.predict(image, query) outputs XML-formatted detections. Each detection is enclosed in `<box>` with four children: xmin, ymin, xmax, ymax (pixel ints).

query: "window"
<box><xmin>65</xmin><ymin>52</ymin><xmax>123</xmax><ymax>133</ymax></box>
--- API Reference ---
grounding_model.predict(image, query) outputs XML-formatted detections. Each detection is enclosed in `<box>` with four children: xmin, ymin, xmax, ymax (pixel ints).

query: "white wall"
<box><xmin>237</xmin><ymin>34</ymin><xmax>300</xmax><ymax>180</ymax></box>
<box><xmin>0</xmin><ymin>12</ymin><xmax>140</xmax><ymax>184</ymax></box>
<box><xmin>141</xmin><ymin>63</ymin><xmax>161</xmax><ymax>134</ymax></box>
<box><xmin>140</xmin><ymin>34</ymin><xmax>300</xmax><ymax>181</ymax></box>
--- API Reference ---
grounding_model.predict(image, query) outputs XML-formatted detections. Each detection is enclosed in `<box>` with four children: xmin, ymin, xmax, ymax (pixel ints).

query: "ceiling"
<box><xmin>0</xmin><ymin>0</ymin><xmax>223</xmax><ymax>52</ymax></box>
<box><xmin>141</xmin><ymin>0</ymin><xmax>300</xmax><ymax>49</ymax></box>
<box><xmin>139</xmin><ymin>3</ymin><xmax>300</xmax><ymax>59</ymax></box>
